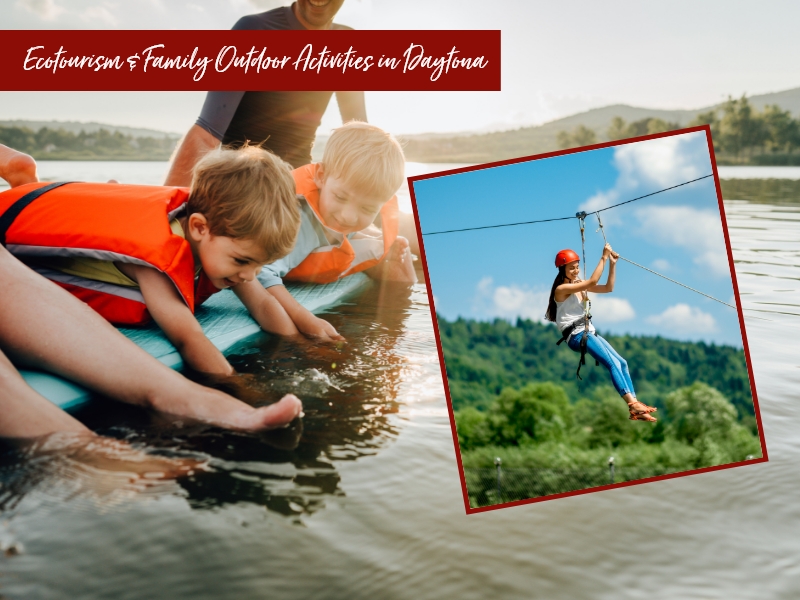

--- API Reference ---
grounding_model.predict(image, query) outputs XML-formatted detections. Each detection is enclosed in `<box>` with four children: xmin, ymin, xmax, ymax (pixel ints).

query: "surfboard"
<box><xmin>19</xmin><ymin>274</ymin><xmax>371</xmax><ymax>412</ymax></box>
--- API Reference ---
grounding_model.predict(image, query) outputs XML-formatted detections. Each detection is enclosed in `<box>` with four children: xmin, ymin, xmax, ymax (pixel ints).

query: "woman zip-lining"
<box><xmin>545</xmin><ymin>244</ymin><xmax>658</xmax><ymax>422</ymax></box>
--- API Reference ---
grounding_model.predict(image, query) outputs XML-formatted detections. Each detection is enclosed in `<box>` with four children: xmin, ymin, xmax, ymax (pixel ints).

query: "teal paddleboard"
<box><xmin>19</xmin><ymin>274</ymin><xmax>371</xmax><ymax>412</ymax></box>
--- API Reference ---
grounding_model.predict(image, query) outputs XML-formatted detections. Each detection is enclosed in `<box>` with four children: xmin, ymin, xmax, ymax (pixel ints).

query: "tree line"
<box><xmin>0</xmin><ymin>125</ymin><xmax>177</xmax><ymax>161</ymax></box>
<box><xmin>438</xmin><ymin>316</ymin><xmax>754</xmax><ymax>421</ymax></box>
<box><xmin>456</xmin><ymin>381</ymin><xmax>761</xmax><ymax>473</ymax></box>
<box><xmin>557</xmin><ymin>95</ymin><xmax>800</xmax><ymax>164</ymax></box>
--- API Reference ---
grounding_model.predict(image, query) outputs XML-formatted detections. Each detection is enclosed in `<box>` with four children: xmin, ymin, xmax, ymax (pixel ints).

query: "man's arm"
<box><xmin>132</xmin><ymin>264</ymin><xmax>234</xmax><ymax>375</ymax></box>
<box><xmin>163</xmin><ymin>124</ymin><xmax>220</xmax><ymax>187</ymax></box>
<box><xmin>335</xmin><ymin>91</ymin><xmax>367</xmax><ymax>122</ymax></box>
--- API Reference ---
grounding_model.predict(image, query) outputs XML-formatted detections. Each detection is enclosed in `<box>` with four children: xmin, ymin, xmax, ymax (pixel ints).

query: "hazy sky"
<box><xmin>413</xmin><ymin>130</ymin><xmax>744</xmax><ymax>345</ymax></box>
<box><xmin>3</xmin><ymin>0</ymin><xmax>800</xmax><ymax>135</ymax></box>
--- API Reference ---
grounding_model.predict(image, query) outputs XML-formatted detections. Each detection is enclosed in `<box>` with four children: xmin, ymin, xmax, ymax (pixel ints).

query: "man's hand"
<box><xmin>164</xmin><ymin>125</ymin><xmax>220</xmax><ymax>187</ymax></box>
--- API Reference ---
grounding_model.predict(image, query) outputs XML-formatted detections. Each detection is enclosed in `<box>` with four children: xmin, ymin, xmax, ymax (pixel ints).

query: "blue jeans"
<box><xmin>568</xmin><ymin>331</ymin><xmax>635</xmax><ymax>397</ymax></box>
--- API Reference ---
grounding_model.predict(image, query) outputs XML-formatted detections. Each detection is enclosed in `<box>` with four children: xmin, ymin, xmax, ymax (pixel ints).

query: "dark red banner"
<box><xmin>2</xmin><ymin>30</ymin><xmax>500</xmax><ymax>91</ymax></box>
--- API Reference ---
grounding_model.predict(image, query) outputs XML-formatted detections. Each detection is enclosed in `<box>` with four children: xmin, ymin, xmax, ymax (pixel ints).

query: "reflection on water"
<box><xmin>0</xmin><ymin>281</ymin><xmax>418</xmax><ymax>523</ymax></box>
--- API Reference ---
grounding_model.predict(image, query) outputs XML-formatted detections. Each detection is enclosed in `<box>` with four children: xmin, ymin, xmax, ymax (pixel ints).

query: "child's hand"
<box><xmin>370</xmin><ymin>237</ymin><xmax>418</xmax><ymax>283</ymax></box>
<box><xmin>602</xmin><ymin>243</ymin><xmax>613</xmax><ymax>258</ymax></box>
<box><xmin>300</xmin><ymin>314</ymin><xmax>345</xmax><ymax>342</ymax></box>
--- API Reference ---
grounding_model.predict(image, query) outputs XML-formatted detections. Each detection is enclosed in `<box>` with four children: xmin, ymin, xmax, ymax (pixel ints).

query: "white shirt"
<box><xmin>555</xmin><ymin>291</ymin><xmax>595</xmax><ymax>338</ymax></box>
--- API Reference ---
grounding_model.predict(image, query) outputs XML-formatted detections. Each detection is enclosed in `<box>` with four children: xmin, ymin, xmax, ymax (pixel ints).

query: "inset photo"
<box><xmin>410</xmin><ymin>126</ymin><xmax>766</xmax><ymax>512</ymax></box>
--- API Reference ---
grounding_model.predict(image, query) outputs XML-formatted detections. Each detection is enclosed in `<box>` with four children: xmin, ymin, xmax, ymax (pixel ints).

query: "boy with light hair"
<box><xmin>258</xmin><ymin>121</ymin><xmax>417</xmax><ymax>340</ymax></box>
<box><xmin>0</xmin><ymin>144</ymin><xmax>304</xmax><ymax>385</ymax></box>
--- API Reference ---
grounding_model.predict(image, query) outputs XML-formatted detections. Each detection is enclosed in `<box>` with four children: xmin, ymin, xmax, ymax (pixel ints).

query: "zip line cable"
<box><xmin>593</xmin><ymin>174</ymin><xmax>714</xmax><ymax>214</ymax></box>
<box><xmin>617</xmin><ymin>255</ymin><xmax>736</xmax><ymax>309</ymax></box>
<box><xmin>592</xmin><ymin>210</ymin><xmax>734</xmax><ymax>308</ymax></box>
<box><xmin>422</xmin><ymin>172</ymin><xmax>769</xmax><ymax>319</ymax></box>
<box><xmin>592</xmin><ymin>212</ymin><xmax>772</xmax><ymax>320</ymax></box>
<box><xmin>422</xmin><ymin>214</ymin><xmax>574</xmax><ymax>236</ymax></box>
<box><xmin>421</xmin><ymin>174</ymin><xmax>714</xmax><ymax>237</ymax></box>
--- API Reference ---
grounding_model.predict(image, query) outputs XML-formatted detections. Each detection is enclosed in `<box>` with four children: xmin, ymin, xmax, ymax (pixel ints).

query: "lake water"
<box><xmin>1</xmin><ymin>163</ymin><xmax>800</xmax><ymax>599</ymax></box>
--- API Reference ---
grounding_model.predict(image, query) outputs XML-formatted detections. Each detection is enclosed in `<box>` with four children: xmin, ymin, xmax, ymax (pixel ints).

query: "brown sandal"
<box><xmin>627</xmin><ymin>400</ymin><xmax>657</xmax><ymax>422</ymax></box>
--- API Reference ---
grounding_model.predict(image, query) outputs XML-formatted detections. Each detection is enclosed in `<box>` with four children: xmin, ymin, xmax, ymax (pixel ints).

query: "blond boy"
<box><xmin>0</xmin><ymin>144</ymin><xmax>303</xmax><ymax>377</ymax></box>
<box><xmin>258</xmin><ymin>122</ymin><xmax>417</xmax><ymax>340</ymax></box>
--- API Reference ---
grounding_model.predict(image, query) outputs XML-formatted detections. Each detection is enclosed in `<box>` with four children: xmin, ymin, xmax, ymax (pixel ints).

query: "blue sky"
<box><xmin>413</xmin><ymin>130</ymin><xmax>745</xmax><ymax>346</ymax></box>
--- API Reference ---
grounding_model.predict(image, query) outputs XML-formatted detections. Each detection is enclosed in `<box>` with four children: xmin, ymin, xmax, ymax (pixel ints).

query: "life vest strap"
<box><xmin>0</xmin><ymin>181</ymin><xmax>73</xmax><ymax>246</ymax></box>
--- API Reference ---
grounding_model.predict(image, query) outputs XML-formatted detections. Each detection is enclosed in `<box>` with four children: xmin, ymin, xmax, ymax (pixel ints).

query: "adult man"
<box><xmin>165</xmin><ymin>1</ymin><xmax>421</xmax><ymax>259</ymax></box>
<box><xmin>164</xmin><ymin>0</ymin><xmax>366</xmax><ymax>186</ymax></box>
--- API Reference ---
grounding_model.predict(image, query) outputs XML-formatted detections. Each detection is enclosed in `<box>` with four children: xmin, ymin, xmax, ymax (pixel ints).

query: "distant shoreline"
<box><xmin>32</xmin><ymin>155</ymin><xmax>173</xmax><ymax>162</ymax></box>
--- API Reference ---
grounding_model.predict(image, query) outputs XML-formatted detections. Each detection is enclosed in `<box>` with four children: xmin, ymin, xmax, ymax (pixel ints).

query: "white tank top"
<box><xmin>555</xmin><ymin>291</ymin><xmax>595</xmax><ymax>338</ymax></box>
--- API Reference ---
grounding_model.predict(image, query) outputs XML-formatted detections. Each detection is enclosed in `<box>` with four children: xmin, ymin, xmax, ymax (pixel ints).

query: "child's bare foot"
<box><xmin>0</xmin><ymin>145</ymin><xmax>38</xmax><ymax>188</ymax></box>
<box><xmin>244</xmin><ymin>393</ymin><xmax>303</xmax><ymax>430</ymax></box>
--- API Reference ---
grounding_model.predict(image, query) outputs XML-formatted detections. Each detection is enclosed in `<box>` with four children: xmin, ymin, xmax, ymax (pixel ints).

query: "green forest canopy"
<box><xmin>438</xmin><ymin>315</ymin><xmax>753</xmax><ymax>419</ymax></box>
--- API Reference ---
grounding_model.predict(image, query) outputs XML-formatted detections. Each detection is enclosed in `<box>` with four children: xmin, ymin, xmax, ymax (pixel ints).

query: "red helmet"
<box><xmin>555</xmin><ymin>249</ymin><xmax>580</xmax><ymax>268</ymax></box>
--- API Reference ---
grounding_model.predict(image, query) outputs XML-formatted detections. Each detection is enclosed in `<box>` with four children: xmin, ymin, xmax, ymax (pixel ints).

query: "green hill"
<box><xmin>400</xmin><ymin>86</ymin><xmax>800</xmax><ymax>163</ymax></box>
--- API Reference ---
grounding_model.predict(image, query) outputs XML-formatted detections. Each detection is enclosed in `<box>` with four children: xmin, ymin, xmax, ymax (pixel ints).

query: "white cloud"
<box><xmin>652</xmin><ymin>258</ymin><xmax>671</xmax><ymax>272</ymax></box>
<box><xmin>636</xmin><ymin>205</ymin><xmax>729</xmax><ymax>276</ymax></box>
<box><xmin>493</xmin><ymin>285</ymin><xmax>550</xmax><ymax>321</ymax></box>
<box><xmin>580</xmin><ymin>189</ymin><xmax>620</xmax><ymax>224</ymax></box>
<box><xmin>145</xmin><ymin>0</ymin><xmax>168</xmax><ymax>13</ymax></box>
<box><xmin>474</xmin><ymin>278</ymin><xmax>635</xmax><ymax>324</ymax></box>
<box><xmin>476</xmin><ymin>276</ymin><xmax>494</xmax><ymax>296</ymax></box>
<box><xmin>473</xmin><ymin>277</ymin><xmax>549</xmax><ymax>321</ymax></box>
<box><xmin>613</xmin><ymin>132</ymin><xmax>708</xmax><ymax>189</ymax></box>
<box><xmin>16</xmin><ymin>0</ymin><xmax>65</xmax><ymax>20</ymax></box>
<box><xmin>647</xmin><ymin>303</ymin><xmax>717</xmax><ymax>333</ymax></box>
<box><xmin>578</xmin><ymin>131</ymin><xmax>710</xmax><ymax>226</ymax></box>
<box><xmin>81</xmin><ymin>4</ymin><xmax>119</xmax><ymax>26</ymax></box>
<box><xmin>590</xmin><ymin>295</ymin><xmax>635</xmax><ymax>323</ymax></box>
<box><xmin>246</xmin><ymin>0</ymin><xmax>286</xmax><ymax>9</ymax></box>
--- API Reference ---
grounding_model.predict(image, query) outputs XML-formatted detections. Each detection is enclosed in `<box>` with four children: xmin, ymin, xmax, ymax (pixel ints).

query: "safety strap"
<box><xmin>577</xmin><ymin>330</ymin><xmax>589</xmax><ymax>379</ymax></box>
<box><xmin>575</xmin><ymin>211</ymin><xmax>593</xmax><ymax>379</ymax></box>
<box><xmin>0</xmin><ymin>182</ymin><xmax>72</xmax><ymax>246</ymax></box>
<box><xmin>556</xmin><ymin>316</ymin><xmax>591</xmax><ymax>346</ymax></box>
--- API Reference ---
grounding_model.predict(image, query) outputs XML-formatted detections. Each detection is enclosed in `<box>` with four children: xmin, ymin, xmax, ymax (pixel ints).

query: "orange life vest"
<box><xmin>0</xmin><ymin>181</ymin><xmax>219</xmax><ymax>326</ymax></box>
<box><xmin>284</xmin><ymin>163</ymin><xmax>399</xmax><ymax>284</ymax></box>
